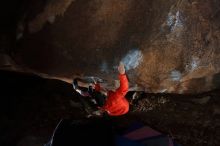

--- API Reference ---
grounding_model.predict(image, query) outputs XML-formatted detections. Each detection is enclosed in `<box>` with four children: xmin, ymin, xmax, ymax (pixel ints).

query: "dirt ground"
<box><xmin>129</xmin><ymin>91</ymin><xmax>220</xmax><ymax>146</ymax></box>
<box><xmin>0</xmin><ymin>70</ymin><xmax>220</xmax><ymax>146</ymax></box>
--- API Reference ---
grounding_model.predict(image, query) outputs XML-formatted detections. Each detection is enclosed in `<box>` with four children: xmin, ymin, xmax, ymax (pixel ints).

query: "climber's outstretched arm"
<box><xmin>115</xmin><ymin>62</ymin><xmax>129</xmax><ymax>96</ymax></box>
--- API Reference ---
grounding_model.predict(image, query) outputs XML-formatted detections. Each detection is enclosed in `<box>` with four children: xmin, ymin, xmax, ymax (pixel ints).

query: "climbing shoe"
<box><xmin>88</xmin><ymin>85</ymin><xmax>94</xmax><ymax>95</ymax></box>
<box><xmin>72</xmin><ymin>79</ymin><xmax>79</xmax><ymax>90</ymax></box>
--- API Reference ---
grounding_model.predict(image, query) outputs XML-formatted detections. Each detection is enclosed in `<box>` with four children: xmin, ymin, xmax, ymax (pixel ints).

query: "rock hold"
<box><xmin>191</xmin><ymin>96</ymin><xmax>211</xmax><ymax>105</ymax></box>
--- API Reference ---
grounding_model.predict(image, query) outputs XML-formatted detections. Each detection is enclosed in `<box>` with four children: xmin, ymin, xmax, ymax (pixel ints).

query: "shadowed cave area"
<box><xmin>1</xmin><ymin>70</ymin><xmax>220</xmax><ymax>146</ymax></box>
<box><xmin>0</xmin><ymin>0</ymin><xmax>220</xmax><ymax>146</ymax></box>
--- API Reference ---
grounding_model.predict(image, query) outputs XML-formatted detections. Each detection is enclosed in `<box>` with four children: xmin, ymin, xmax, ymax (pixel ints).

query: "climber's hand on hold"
<box><xmin>118</xmin><ymin>62</ymin><xmax>125</xmax><ymax>74</ymax></box>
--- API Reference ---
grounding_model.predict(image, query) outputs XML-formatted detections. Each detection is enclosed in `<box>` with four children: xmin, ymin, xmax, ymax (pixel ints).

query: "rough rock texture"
<box><xmin>28</xmin><ymin>0</ymin><xmax>75</xmax><ymax>33</ymax></box>
<box><xmin>2</xmin><ymin>0</ymin><xmax>220</xmax><ymax>93</ymax></box>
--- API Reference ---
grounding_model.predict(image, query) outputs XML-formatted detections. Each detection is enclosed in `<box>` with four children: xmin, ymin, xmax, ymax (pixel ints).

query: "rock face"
<box><xmin>2</xmin><ymin>0</ymin><xmax>220</xmax><ymax>93</ymax></box>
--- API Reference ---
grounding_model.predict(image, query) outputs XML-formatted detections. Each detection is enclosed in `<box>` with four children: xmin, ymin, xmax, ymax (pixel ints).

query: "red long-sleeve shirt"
<box><xmin>102</xmin><ymin>74</ymin><xmax>129</xmax><ymax>116</ymax></box>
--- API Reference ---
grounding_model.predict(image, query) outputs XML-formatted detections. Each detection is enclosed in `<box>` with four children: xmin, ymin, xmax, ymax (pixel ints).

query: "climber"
<box><xmin>73</xmin><ymin>62</ymin><xmax>129</xmax><ymax>116</ymax></box>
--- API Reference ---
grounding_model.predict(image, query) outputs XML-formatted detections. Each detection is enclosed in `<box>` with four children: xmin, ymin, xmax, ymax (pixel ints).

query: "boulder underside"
<box><xmin>1</xmin><ymin>0</ymin><xmax>220</xmax><ymax>93</ymax></box>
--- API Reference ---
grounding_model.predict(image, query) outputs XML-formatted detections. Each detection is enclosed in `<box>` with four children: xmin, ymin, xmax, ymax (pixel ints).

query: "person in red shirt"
<box><xmin>73</xmin><ymin>62</ymin><xmax>129</xmax><ymax>116</ymax></box>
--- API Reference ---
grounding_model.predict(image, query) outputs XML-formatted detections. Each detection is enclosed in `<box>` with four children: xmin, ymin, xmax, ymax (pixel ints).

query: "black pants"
<box><xmin>91</xmin><ymin>91</ymin><xmax>107</xmax><ymax>107</ymax></box>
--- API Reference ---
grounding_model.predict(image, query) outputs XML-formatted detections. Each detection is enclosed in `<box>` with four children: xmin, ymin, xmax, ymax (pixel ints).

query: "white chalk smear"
<box><xmin>121</xmin><ymin>49</ymin><xmax>143</xmax><ymax>70</ymax></box>
<box><xmin>191</xmin><ymin>57</ymin><xmax>199</xmax><ymax>71</ymax></box>
<box><xmin>186</xmin><ymin>57</ymin><xmax>200</xmax><ymax>72</ymax></box>
<box><xmin>173</xmin><ymin>11</ymin><xmax>183</xmax><ymax>30</ymax></box>
<box><xmin>170</xmin><ymin>70</ymin><xmax>182</xmax><ymax>81</ymax></box>
<box><xmin>166</xmin><ymin>11</ymin><xmax>184</xmax><ymax>32</ymax></box>
<box><xmin>167</xmin><ymin>12</ymin><xmax>175</xmax><ymax>27</ymax></box>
